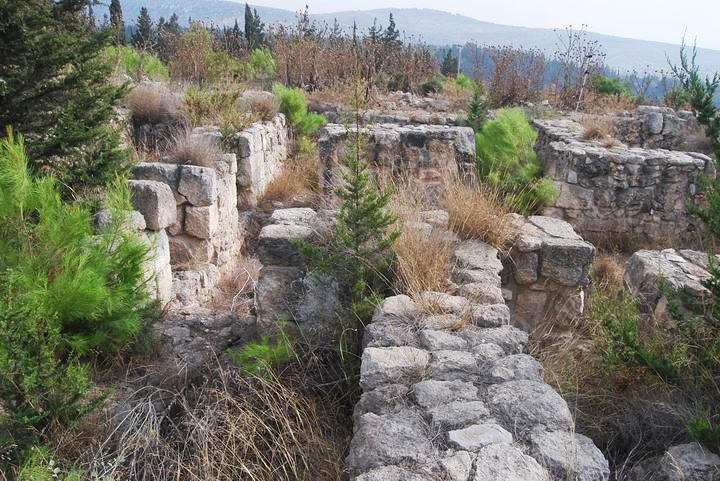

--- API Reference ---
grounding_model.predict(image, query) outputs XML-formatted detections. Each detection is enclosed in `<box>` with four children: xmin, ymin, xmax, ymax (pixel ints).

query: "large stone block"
<box><xmin>184</xmin><ymin>205</ymin><xmax>218</xmax><ymax>239</ymax></box>
<box><xmin>168</xmin><ymin>235</ymin><xmax>214</xmax><ymax>265</ymax></box>
<box><xmin>128</xmin><ymin>180</ymin><xmax>177</xmax><ymax>230</ymax></box>
<box><xmin>360</xmin><ymin>347</ymin><xmax>430</xmax><ymax>390</ymax></box>
<box><xmin>257</xmin><ymin>223</ymin><xmax>314</xmax><ymax>266</ymax></box>
<box><xmin>178</xmin><ymin>165</ymin><xmax>217</xmax><ymax>206</ymax></box>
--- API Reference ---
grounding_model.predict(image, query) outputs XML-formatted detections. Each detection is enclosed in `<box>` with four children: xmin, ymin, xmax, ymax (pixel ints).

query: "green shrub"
<box><xmin>465</xmin><ymin>82</ymin><xmax>489</xmax><ymax>132</ymax></box>
<box><xmin>0</xmin><ymin>132</ymin><xmax>151</xmax><ymax>435</ymax></box>
<box><xmin>246</xmin><ymin>47</ymin><xmax>277</xmax><ymax>84</ymax></box>
<box><xmin>229</xmin><ymin>335</ymin><xmax>295</xmax><ymax>378</ymax></box>
<box><xmin>104</xmin><ymin>45</ymin><xmax>169</xmax><ymax>81</ymax></box>
<box><xmin>170</xmin><ymin>23</ymin><xmax>244</xmax><ymax>84</ymax></box>
<box><xmin>592</xmin><ymin>74</ymin><xmax>632</xmax><ymax>98</ymax></box>
<box><xmin>454</xmin><ymin>73</ymin><xmax>473</xmax><ymax>90</ymax></box>
<box><xmin>420</xmin><ymin>76</ymin><xmax>444</xmax><ymax>95</ymax></box>
<box><xmin>273</xmin><ymin>84</ymin><xmax>326</xmax><ymax>136</ymax></box>
<box><xmin>184</xmin><ymin>85</ymin><xmax>244</xmax><ymax>127</ymax></box>
<box><xmin>475</xmin><ymin>108</ymin><xmax>556</xmax><ymax>213</ymax></box>
<box><xmin>15</xmin><ymin>446</ymin><xmax>82</xmax><ymax>481</ymax></box>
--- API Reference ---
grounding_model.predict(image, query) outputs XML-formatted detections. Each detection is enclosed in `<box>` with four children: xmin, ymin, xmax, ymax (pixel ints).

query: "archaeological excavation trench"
<box><xmin>125</xmin><ymin>92</ymin><xmax>720</xmax><ymax>481</ymax></box>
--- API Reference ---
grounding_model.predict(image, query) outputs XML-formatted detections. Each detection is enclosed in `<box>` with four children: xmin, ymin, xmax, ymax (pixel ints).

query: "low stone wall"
<box><xmin>614</xmin><ymin>106</ymin><xmax>704</xmax><ymax>151</ymax></box>
<box><xmin>535</xmin><ymin>118</ymin><xmax>714</xmax><ymax>243</ymax></box>
<box><xmin>318</xmin><ymin>123</ymin><xmax>476</xmax><ymax>199</ymax></box>
<box><xmin>503</xmin><ymin>215</ymin><xmax>595</xmax><ymax>332</ymax></box>
<box><xmin>229</xmin><ymin>114</ymin><xmax>290</xmax><ymax>208</ymax></box>
<box><xmin>321</xmin><ymin>109</ymin><xmax>462</xmax><ymax>127</ymax></box>
<box><xmin>348</xmin><ymin>229</ymin><xmax>609</xmax><ymax>480</ymax></box>
<box><xmin>131</xmin><ymin>152</ymin><xmax>241</xmax><ymax>308</ymax></box>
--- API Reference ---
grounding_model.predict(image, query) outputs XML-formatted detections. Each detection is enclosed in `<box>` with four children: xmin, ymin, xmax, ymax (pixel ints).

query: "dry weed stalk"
<box><xmin>169</xmin><ymin>127</ymin><xmax>222</xmax><ymax>167</ymax></box>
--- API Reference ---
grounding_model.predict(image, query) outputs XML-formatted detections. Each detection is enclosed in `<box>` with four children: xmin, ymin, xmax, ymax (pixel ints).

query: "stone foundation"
<box><xmin>613</xmin><ymin>106</ymin><xmax>705</xmax><ymax>151</ymax></box>
<box><xmin>347</xmin><ymin>225</ymin><xmax>609</xmax><ymax>481</ymax></box>
<box><xmin>535</xmin><ymin>117</ymin><xmax>714</xmax><ymax>244</ymax></box>
<box><xmin>319</xmin><ymin>123</ymin><xmax>476</xmax><ymax>200</ymax></box>
<box><xmin>502</xmin><ymin>215</ymin><xmax>595</xmax><ymax>332</ymax></box>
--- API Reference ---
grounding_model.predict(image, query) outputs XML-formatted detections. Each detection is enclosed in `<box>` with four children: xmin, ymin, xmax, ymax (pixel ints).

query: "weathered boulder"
<box><xmin>447</xmin><ymin>423</ymin><xmax>513</xmax><ymax>451</ymax></box>
<box><xmin>628</xmin><ymin>442</ymin><xmax>720</xmax><ymax>481</ymax></box>
<box><xmin>128</xmin><ymin>180</ymin><xmax>176</xmax><ymax>230</ymax></box>
<box><xmin>178</xmin><ymin>165</ymin><xmax>217</xmax><ymax>207</ymax></box>
<box><xmin>472</xmin><ymin>443</ymin><xmax>550</xmax><ymax>481</ymax></box>
<box><xmin>412</xmin><ymin>380</ymin><xmax>479</xmax><ymax>409</ymax></box>
<box><xmin>530</xmin><ymin>429</ymin><xmax>610</xmax><ymax>481</ymax></box>
<box><xmin>360</xmin><ymin>347</ymin><xmax>430</xmax><ymax>390</ymax></box>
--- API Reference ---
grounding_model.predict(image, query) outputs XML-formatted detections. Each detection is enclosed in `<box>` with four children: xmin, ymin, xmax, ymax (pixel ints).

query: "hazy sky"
<box><xmin>246</xmin><ymin>0</ymin><xmax>720</xmax><ymax>50</ymax></box>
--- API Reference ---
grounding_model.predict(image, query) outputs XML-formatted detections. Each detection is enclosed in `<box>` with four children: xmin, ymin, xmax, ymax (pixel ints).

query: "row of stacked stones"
<box><xmin>534</xmin><ymin>115</ymin><xmax>714</xmax><ymax>244</ymax></box>
<box><xmin>348</xmin><ymin>222</ymin><xmax>609</xmax><ymax>480</ymax></box>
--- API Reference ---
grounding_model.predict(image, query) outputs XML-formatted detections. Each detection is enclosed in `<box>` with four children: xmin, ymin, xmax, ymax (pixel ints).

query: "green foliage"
<box><xmin>229</xmin><ymin>335</ymin><xmax>294</xmax><ymax>378</ymax></box>
<box><xmin>441</xmin><ymin>49</ymin><xmax>459</xmax><ymax>77</ymax></box>
<box><xmin>475</xmin><ymin>108</ymin><xmax>557</xmax><ymax>214</ymax></box>
<box><xmin>131</xmin><ymin>6</ymin><xmax>154</xmax><ymax>51</ymax></box>
<box><xmin>0</xmin><ymin>0</ymin><xmax>131</xmax><ymax>193</ymax></box>
<box><xmin>688</xmin><ymin>416</ymin><xmax>720</xmax><ymax>453</ymax></box>
<box><xmin>454</xmin><ymin>73</ymin><xmax>473</xmax><ymax>90</ymax></box>
<box><xmin>246</xmin><ymin>48</ymin><xmax>277</xmax><ymax>83</ymax></box>
<box><xmin>184</xmin><ymin>85</ymin><xmax>244</xmax><ymax>127</ymax></box>
<box><xmin>103</xmin><ymin>45</ymin><xmax>169</xmax><ymax>81</ymax></box>
<box><xmin>244</xmin><ymin>3</ymin><xmax>266</xmax><ymax>49</ymax></box>
<box><xmin>15</xmin><ymin>446</ymin><xmax>82</xmax><ymax>481</ymax></box>
<box><xmin>169</xmin><ymin>23</ymin><xmax>244</xmax><ymax>84</ymax></box>
<box><xmin>465</xmin><ymin>82</ymin><xmax>489</xmax><ymax>132</ymax></box>
<box><xmin>420</xmin><ymin>76</ymin><xmax>444</xmax><ymax>95</ymax></box>
<box><xmin>273</xmin><ymin>84</ymin><xmax>326</xmax><ymax>136</ymax></box>
<box><xmin>592</xmin><ymin>74</ymin><xmax>632</xmax><ymax>98</ymax></box>
<box><xmin>0</xmin><ymin>132</ymin><xmax>151</xmax><ymax>436</ymax></box>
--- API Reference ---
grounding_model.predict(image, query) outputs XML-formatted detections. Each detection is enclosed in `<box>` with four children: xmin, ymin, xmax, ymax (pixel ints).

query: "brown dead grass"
<box><xmin>581</xmin><ymin>91</ymin><xmax>637</xmax><ymax>114</ymax></box>
<box><xmin>258</xmin><ymin>140</ymin><xmax>322</xmax><ymax>206</ymax></box>
<box><xmin>443</xmin><ymin>174</ymin><xmax>514</xmax><ymax>254</ymax></box>
<box><xmin>240</xmin><ymin>91</ymin><xmax>280</xmax><ymax>122</ymax></box>
<box><xmin>581</xmin><ymin>115</ymin><xmax>616</xmax><ymax>141</ymax></box>
<box><xmin>592</xmin><ymin>255</ymin><xmax>626</xmax><ymax>297</ymax></box>
<box><xmin>169</xmin><ymin>127</ymin><xmax>223</xmax><ymax>167</ymax></box>
<box><xmin>127</xmin><ymin>83</ymin><xmax>182</xmax><ymax>125</ymax></box>
<box><xmin>50</xmin><ymin>364</ymin><xmax>349</xmax><ymax>481</ymax></box>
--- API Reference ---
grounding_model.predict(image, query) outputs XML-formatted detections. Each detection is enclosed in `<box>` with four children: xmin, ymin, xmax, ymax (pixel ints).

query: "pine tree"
<box><xmin>441</xmin><ymin>48</ymin><xmax>459</xmax><ymax>76</ymax></box>
<box><xmin>367</xmin><ymin>18</ymin><xmax>382</xmax><ymax>43</ymax></box>
<box><xmin>156</xmin><ymin>12</ymin><xmax>180</xmax><ymax>61</ymax></box>
<box><xmin>132</xmin><ymin>6</ymin><xmax>155</xmax><ymax>51</ymax></box>
<box><xmin>244</xmin><ymin>3</ymin><xmax>265</xmax><ymax>48</ymax></box>
<box><xmin>383</xmin><ymin>13</ymin><xmax>400</xmax><ymax>47</ymax></box>
<box><xmin>466</xmin><ymin>81</ymin><xmax>489</xmax><ymax>132</ymax></box>
<box><xmin>109</xmin><ymin>0</ymin><xmax>125</xmax><ymax>44</ymax></box>
<box><xmin>0</xmin><ymin>0</ymin><xmax>130</xmax><ymax>193</ymax></box>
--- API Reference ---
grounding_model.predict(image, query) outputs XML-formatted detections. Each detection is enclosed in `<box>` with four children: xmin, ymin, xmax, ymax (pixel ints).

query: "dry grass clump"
<box><xmin>241</xmin><ymin>91</ymin><xmax>280</xmax><ymax>122</ymax></box>
<box><xmin>127</xmin><ymin>83</ymin><xmax>181</xmax><ymax>124</ymax></box>
<box><xmin>581</xmin><ymin>115</ymin><xmax>616</xmax><ymax>141</ymax></box>
<box><xmin>169</xmin><ymin>127</ymin><xmax>222</xmax><ymax>167</ymax></box>
<box><xmin>443</xmin><ymin>174</ymin><xmax>514</xmax><ymax>253</ymax></box>
<box><xmin>55</xmin><ymin>365</ymin><xmax>348</xmax><ymax>481</ymax></box>
<box><xmin>581</xmin><ymin>91</ymin><xmax>637</xmax><ymax>114</ymax></box>
<box><xmin>258</xmin><ymin>139</ymin><xmax>322</xmax><ymax>206</ymax></box>
<box><xmin>592</xmin><ymin>255</ymin><xmax>625</xmax><ymax>296</ymax></box>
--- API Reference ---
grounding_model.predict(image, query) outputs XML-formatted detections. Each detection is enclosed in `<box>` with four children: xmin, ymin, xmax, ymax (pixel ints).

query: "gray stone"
<box><xmin>473</xmin><ymin>443</ymin><xmax>550</xmax><ymax>481</ymax></box>
<box><xmin>471</xmin><ymin>304</ymin><xmax>510</xmax><ymax>327</ymax></box>
<box><xmin>629</xmin><ymin>443</ymin><xmax>720</xmax><ymax>481</ymax></box>
<box><xmin>454</xmin><ymin>240</ymin><xmax>502</xmax><ymax>273</ymax></box>
<box><xmin>419</xmin><ymin>330</ymin><xmax>469</xmax><ymax>351</ymax></box>
<box><xmin>461</xmin><ymin>326</ymin><xmax>528</xmax><ymax>355</ymax></box>
<box><xmin>512</xmin><ymin>251</ymin><xmax>539</xmax><ymax>285</ymax></box>
<box><xmin>540</xmin><ymin>237</ymin><xmax>594</xmax><ymax>286</ymax></box>
<box><xmin>429</xmin><ymin>401</ymin><xmax>491</xmax><ymax>430</ymax></box>
<box><xmin>482</xmin><ymin>354</ymin><xmax>544</xmax><ymax>383</ymax></box>
<box><xmin>440</xmin><ymin>451</ymin><xmax>473</xmax><ymax>481</ymax></box>
<box><xmin>346</xmin><ymin>412</ymin><xmax>434</xmax><ymax>472</ymax></box>
<box><xmin>374</xmin><ymin>295</ymin><xmax>420</xmax><ymax>321</ymax></box>
<box><xmin>418</xmin><ymin>292</ymin><xmax>471</xmax><ymax>315</ymax></box>
<box><xmin>412</xmin><ymin>380</ymin><xmax>479</xmax><ymax>409</ymax></box>
<box><xmin>364</xmin><ymin>321</ymin><xmax>419</xmax><ymax>348</ymax></box>
<box><xmin>530</xmin><ymin>429</ymin><xmax>610</xmax><ymax>481</ymax></box>
<box><xmin>93</xmin><ymin>209</ymin><xmax>146</xmax><ymax>232</ymax></box>
<box><xmin>354</xmin><ymin>384</ymin><xmax>410</xmax><ymax>418</ymax></box>
<box><xmin>528</xmin><ymin>215</ymin><xmax>582</xmax><ymax>240</ymax></box>
<box><xmin>184</xmin><ymin>205</ymin><xmax>218</xmax><ymax>239</ymax></box>
<box><xmin>447</xmin><ymin>424</ymin><xmax>513</xmax><ymax>451</ymax></box>
<box><xmin>128</xmin><ymin>180</ymin><xmax>177</xmax><ymax>230</ymax></box>
<box><xmin>418</xmin><ymin>314</ymin><xmax>467</xmax><ymax>330</ymax></box>
<box><xmin>132</xmin><ymin>162</ymin><xmax>183</xmax><ymax>203</ymax></box>
<box><xmin>427</xmin><ymin>350</ymin><xmax>478</xmax><ymax>381</ymax></box>
<box><xmin>178</xmin><ymin>165</ymin><xmax>217</xmax><ymax>206</ymax></box>
<box><xmin>356</xmin><ymin>465</ymin><xmax>437</xmax><ymax>481</ymax></box>
<box><xmin>360</xmin><ymin>347</ymin><xmax>430</xmax><ymax>390</ymax></box>
<box><xmin>486</xmin><ymin>380</ymin><xmax>574</xmax><ymax>436</ymax></box>
<box><xmin>456</xmin><ymin>283</ymin><xmax>505</xmax><ymax>305</ymax></box>
<box><xmin>257</xmin><ymin>223</ymin><xmax>314</xmax><ymax>266</ymax></box>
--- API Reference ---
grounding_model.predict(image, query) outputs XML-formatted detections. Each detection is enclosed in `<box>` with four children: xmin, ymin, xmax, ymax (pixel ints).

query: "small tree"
<box><xmin>244</xmin><ymin>3</ymin><xmax>265</xmax><ymax>48</ymax></box>
<box><xmin>441</xmin><ymin>49</ymin><xmax>459</xmax><ymax>77</ymax></box>
<box><xmin>383</xmin><ymin>13</ymin><xmax>400</xmax><ymax>47</ymax></box>
<box><xmin>466</xmin><ymin>81</ymin><xmax>489</xmax><ymax>132</ymax></box>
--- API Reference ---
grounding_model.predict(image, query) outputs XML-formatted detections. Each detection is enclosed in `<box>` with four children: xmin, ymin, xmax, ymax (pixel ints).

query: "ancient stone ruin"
<box><xmin>535</xmin><ymin>108</ymin><xmax>715</xmax><ymax>244</ymax></box>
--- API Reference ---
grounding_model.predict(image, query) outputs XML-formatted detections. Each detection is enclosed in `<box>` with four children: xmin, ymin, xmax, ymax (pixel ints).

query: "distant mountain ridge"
<box><xmin>116</xmin><ymin>0</ymin><xmax>720</xmax><ymax>74</ymax></box>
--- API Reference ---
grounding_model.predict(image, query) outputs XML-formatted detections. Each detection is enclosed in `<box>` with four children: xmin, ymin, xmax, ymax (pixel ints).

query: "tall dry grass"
<box><xmin>258</xmin><ymin>139</ymin><xmax>322</xmax><ymax>206</ymax></box>
<box><xmin>442</xmin><ymin>173</ymin><xmax>515</xmax><ymax>254</ymax></box>
<box><xmin>391</xmin><ymin>178</ymin><xmax>455</xmax><ymax>298</ymax></box>
<box><xmin>127</xmin><ymin>83</ymin><xmax>182</xmax><ymax>125</ymax></box>
<box><xmin>169</xmin><ymin>127</ymin><xmax>223</xmax><ymax>167</ymax></box>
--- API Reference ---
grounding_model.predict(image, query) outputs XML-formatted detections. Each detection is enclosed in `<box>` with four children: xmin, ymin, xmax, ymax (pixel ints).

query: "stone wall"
<box><xmin>535</xmin><ymin>118</ymin><xmax>714</xmax><ymax>243</ymax></box>
<box><xmin>228</xmin><ymin>114</ymin><xmax>290</xmax><ymax>208</ymax></box>
<box><xmin>502</xmin><ymin>215</ymin><xmax>595</xmax><ymax>332</ymax></box>
<box><xmin>347</xmin><ymin>226</ymin><xmax>609</xmax><ymax>481</ymax></box>
<box><xmin>131</xmin><ymin>152</ymin><xmax>241</xmax><ymax>308</ymax></box>
<box><xmin>319</xmin><ymin>123</ymin><xmax>476</xmax><ymax>199</ymax></box>
<box><xmin>613</xmin><ymin>106</ymin><xmax>704</xmax><ymax>151</ymax></box>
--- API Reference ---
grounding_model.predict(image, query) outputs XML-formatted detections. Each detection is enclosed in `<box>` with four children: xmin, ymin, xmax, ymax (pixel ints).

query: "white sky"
<box><xmin>245</xmin><ymin>0</ymin><xmax>720</xmax><ymax>50</ymax></box>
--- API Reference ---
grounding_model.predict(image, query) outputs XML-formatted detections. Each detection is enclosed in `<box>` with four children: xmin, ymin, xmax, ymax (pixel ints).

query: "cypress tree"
<box><xmin>132</xmin><ymin>6</ymin><xmax>154</xmax><ymax>51</ymax></box>
<box><xmin>109</xmin><ymin>0</ymin><xmax>124</xmax><ymax>44</ymax></box>
<box><xmin>244</xmin><ymin>3</ymin><xmax>265</xmax><ymax>48</ymax></box>
<box><xmin>0</xmin><ymin>0</ymin><xmax>130</xmax><ymax>193</ymax></box>
<box><xmin>383</xmin><ymin>13</ymin><xmax>400</xmax><ymax>47</ymax></box>
<box><xmin>441</xmin><ymin>48</ymin><xmax>459</xmax><ymax>76</ymax></box>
